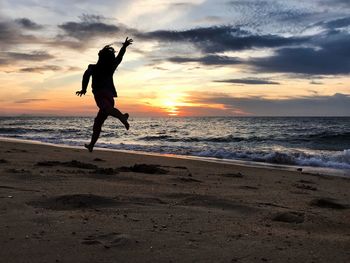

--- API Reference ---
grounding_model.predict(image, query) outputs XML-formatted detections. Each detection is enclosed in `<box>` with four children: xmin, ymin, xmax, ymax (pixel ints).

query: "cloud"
<box><xmin>139</xmin><ymin>24</ymin><xmax>350</xmax><ymax>75</ymax></box>
<box><xmin>0</xmin><ymin>14</ymin><xmax>130</xmax><ymax>52</ymax></box>
<box><xmin>187</xmin><ymin>92</ymin><xmax>350</xmax><ymax>116</ymax></box>
<box><xmin>225</xmin><ymin>0</ymin><xmax>321</xmax><ymax>33</ymax></box>
<box><xmin>169</xmin><ymin>2</ymin><xmax>196</xmax><ymax>8</ymax></box>
<box><xmin>136</xmin><ymin>25</ymin><xmax>308</xmax><ymax>53</ymax></box>
<box><xmin>19</xmin><ymin>65</ymin><xmax>62</xmax><ymax>73</ymax></box>
<box><xmin>319</xmin><ymin>0</ymin><xmax>350</xmax><ymax>8</ymax></box>
<box><xmin>167</xmin><ymin>55</ymin><xmax>242</xmax><ymax>65</ymax></box>
<box><xmin>153</xmin><ymin>66</ymin><xmax>168</xmax><ymax>71</ymax></box>
<box><xmin>14</xmin><ymin>18</ymin><xmax>43</xmax><ymax>30</ymax></box>
<box><xmin>58</xmin><ymin>20</ymin><xmax>120</xmax><ymax>41</ymax></box>
<box><xmin>52</xmin><ymin>14</ymin><xmax>138</xmax><ymax>50</ymax></box>
<box><xmin>66</xmin><ymin>66</ymin><xmax>81</xmax><ymax>71</ymax></box>
<box><xmin>321</xmin><ymin>16</ymin><xmax>350</xmax><ymax>29</ymax></box>
<box><xmin>14</xmin><ymin>98</ymin><xmax>48</xmax><ymax>104</ymax></box>
<box><xmin>50</xmin><ymin>13</ymin><xmax>348</xmax><ymax>76</ymax></box>
<box><xmin>227</xmin><ymin>0</ymin><xmax>314</xmax><ymax>22</ymax></box>
<box><xmin>0</xmin><ymin>51</ymin><xmax>54</xmax><ymax>68</ymax></box>
<box><xmin>194</xmin><ymin>16</ymin><xmax>224</xmax><ymax>24</ymax></box>
<box><xmin>6</xmin><ymin>51</ymin><xmax>53</xmax><ymax>61</ymax></box>
<box><xmin>250</xmin><ymin>29</ymin><xmax>350</xmax><ymax>75</ymax></box>
<box><xmin>0</xmin><ymin>20</ymin><xmax>39</xmax><ymax>48</ymax></box>
<box><xmin>214</xmin><ymin>78</ymin><xmax>280</xmax><ymax>85</ymax></box>
<box><xmin>310</xmin><ymin>80</ymin><xmax>323</xmax><ymax>85</ymax></box>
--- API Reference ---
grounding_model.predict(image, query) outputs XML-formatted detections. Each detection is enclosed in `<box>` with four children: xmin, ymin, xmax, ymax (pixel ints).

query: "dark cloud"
<box><xmin>136</xmin><ymin>26</ymin><xmax>308</xmax><ymax>53</ymax></box>
<box><xmin>6</xmin><ymin>51</ymin><xmax>53</xmax><ymax>61</ymax></box>
<box><xmin>0</xmin><ymin>15</ymin><xmax>122</xmax><ymax>51</ymax></box>
<box><xmin>19</xmin><ymin>65</ymin><xmax>61</xmax><ymax>73</ymax></box>
<box><xmin>250</xmin><ymin>30</ymin><xmax>350</xmax><ymax>75</ymax></box>
<box><xmin>58</xmin><ymin>15</ymin><xmax>120</xmax><ymax>40</ymax></box>
<box><xmin>335</xmin><ymin>0</ymin><xmax>350</xmax><ymax>6</ymax></box>
<box><xmin>321</xmin><ymin>16</ymin><xmax>350</xmax><ymax>29</ymax></box>
<box><xmin>15</xmin><ymin>18</ymin><xmax>43</xmax><ymax>30</ymax></box>
<box><xmin>0</xmin><ymin>51</ymin><xmax>54</xmax><ymax>68</ymax></box>
<box><xmin>268</xmin><ymin>9</ymin><xmax>315</xmax><ymax>22</ymax></box>
<box><xmin>139</xmin><ymin>24</ymin><xmax>349</xmax><ymax>75</ymax></box>
<box><xmin>15</xmin><ymin>98</ymin><xmax>48</xmax><ymax>104</ymax></box>
<box><xmin>319</xmin><ymin>0</ymin><xmax>350</xmax><ymax>8</ymax></box>
<box><xmin>0</xmin><ymin>21</ymin><xmax>39</xmax><ymax>48</ymax></box>
<box><xmin>0</xmin><ymin>14</ymin><xmax>133</xmax><ymax>51</ymax></box>
<box><xmin>188</xmin><ymin>92</ymin><xmax>350</xmax><ymax>116</ymax></box>
<box><xmin>167</xmin><ymin>55</ymin><xmax>242</xmax><ymax>65</ymax></box>
<box><xmin>214</xmin><ymin>78</ymin><xmax>280</xmax><ymax>85</ymax></box>
<box><xmin>53</xmin><ymin>15</ymin><xmax>131</xmax><ymax>49</ymax></box>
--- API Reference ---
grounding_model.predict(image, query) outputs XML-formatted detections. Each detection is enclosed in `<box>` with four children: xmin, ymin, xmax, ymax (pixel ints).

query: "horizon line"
<box><xmin>0</xmin><ymin>114</ymin><xmax>350</xmax><ymax>118</ymax></box>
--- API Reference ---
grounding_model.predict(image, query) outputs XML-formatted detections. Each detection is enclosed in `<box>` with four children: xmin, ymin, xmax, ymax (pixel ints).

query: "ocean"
<box><xmin>0</xmin><ymin>116</ymin><xmax>349</xmax><ymax>171</ymax></box>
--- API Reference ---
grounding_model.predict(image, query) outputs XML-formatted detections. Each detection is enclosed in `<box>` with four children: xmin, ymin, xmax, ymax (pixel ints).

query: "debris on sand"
<box><xmin>118</xmin><ymin>164</ymin><xmax>168</xmax><ymax>174</ymax></box>
<box><xmin>272</xmin><ymin>212</ymin><xmax>305</xmax><ymax>223</ymax></box>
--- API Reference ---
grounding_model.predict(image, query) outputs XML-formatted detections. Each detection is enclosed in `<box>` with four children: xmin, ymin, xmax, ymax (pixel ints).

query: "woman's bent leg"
<box><xmin>105</xmin><ymin>107</ymin><xmax>129</xmax><ymax>130</ymax></box>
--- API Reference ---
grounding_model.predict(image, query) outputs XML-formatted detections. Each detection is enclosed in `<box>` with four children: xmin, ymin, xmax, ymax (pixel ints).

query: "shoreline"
<box><xmin>1</xmin><ymin>136</ymin><xmax>349</xmax><ymax>178</ymax></box>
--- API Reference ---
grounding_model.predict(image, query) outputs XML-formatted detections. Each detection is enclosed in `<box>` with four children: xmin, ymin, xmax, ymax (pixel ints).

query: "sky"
<box><xmin>0</xmin><ymin>0</ymin><xmax>349</xmax><ymax>116</ymax></box>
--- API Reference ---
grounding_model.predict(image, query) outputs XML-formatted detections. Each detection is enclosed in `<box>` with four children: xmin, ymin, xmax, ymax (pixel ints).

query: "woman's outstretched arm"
<box><xmin>76</xmin><ymin>65</ymin><xmax>93</xmax><ymax>96</ymax></box>
<box><xmin>114</xmin><ymin>37</ymin><xmax>133</xmax><ymax>67</ymax></box>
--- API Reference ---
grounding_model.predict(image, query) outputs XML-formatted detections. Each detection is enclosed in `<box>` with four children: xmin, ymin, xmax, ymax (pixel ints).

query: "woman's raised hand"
<box><xmin>123</xmin><ymin>37</ymin><xmax>133</xmax><ymax>47</ymax></box>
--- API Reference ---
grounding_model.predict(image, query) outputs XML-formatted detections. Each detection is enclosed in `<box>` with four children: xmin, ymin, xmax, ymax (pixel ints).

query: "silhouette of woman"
<box><xmin>76</xmin><ymin>37</ymin><xmax>133</xmax><ymax>152</ymax></box>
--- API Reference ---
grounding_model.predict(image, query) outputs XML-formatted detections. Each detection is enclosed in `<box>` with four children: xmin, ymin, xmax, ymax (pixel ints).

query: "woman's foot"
<box><xmin>123</xmin><ymin>113</ymin><xmax>130</xmax><ymax>130</ymax></box>
<box><xmin>84</xmin><ymin>143</ymin><xmax>93</xmax><ymax>152</ymax></box>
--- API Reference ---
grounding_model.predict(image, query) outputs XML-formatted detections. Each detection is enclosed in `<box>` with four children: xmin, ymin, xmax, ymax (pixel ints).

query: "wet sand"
<box><xmin>0</xmin><ymin>140</ymin><xmax>349</xmax><ymax>262</ymax></box>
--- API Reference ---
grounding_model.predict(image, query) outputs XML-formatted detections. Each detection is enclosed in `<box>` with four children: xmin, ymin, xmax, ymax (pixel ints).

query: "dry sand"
<box><xmin>0</xmin><ymin>139</ymin><xmax>349</xmax><ymax>263</ymax></box>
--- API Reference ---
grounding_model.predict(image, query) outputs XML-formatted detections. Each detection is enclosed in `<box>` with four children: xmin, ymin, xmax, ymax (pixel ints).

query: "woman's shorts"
<box><xmin>94</xmin><ymin>90</ymin><xmax>115</xmax><ymax>111</ymax></box>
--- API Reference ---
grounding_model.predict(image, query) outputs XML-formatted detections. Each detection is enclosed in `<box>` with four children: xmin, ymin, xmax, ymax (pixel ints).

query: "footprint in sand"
<box><xmin>272</xmin><ymin>211</ymin><xmax>305</xmax><ymax>224</ymax></box>
<box><xmin>27</xmin><ymin>194</ymin><xmax>119</xmax><ymax>210</ymax></box>
<box><xmin>294</xmin><ymin>184</ymin><xmax>318</xmax><ymax>191</ymax></box>
<box><xmin>310</xmin><ymin>198</ymin><xmax>348</xmax><ymax>210</ymax></box>
<box><xmin>239</xmin><ymin>185</ymin><xmax>259</xmax><ymax>190</ymax></box>
<box><xmin>298</xmin><ymin>180</ymin><xmax>315</xmax><ymax>184</ymax></box>
<box><xmin>164</xmin><ymin>193</ymin><xmax>257</xmax><ymax>214</ymax></box>
<box><xmin>6</xmin><ymin>168</ymin><xmax>31</xmax><ymax>174</ymax></box>
<box><xmin>10</xmin><ymin>148</ymin><xmax>28</xmax><ymax>153</ymax></box>
<box><xmin>173</xmin><ymin>177</ymin><xmax>202</xmax><ymax>183</ymax></box>
<box><xmin>82</xmin><ymin>232</ymin><xmax>136</xmax><ymax>248</ymax></box>
<box><xmin>36</xmin><ymin>160</ymin><xmax>98</xmax><ymax>169</ymax></box>
<box><xmin>118</xmin><ymin>164</ymin><xmax>168</xmax><ymax>174</ymax></box>
<box><xmin>220</xmin><ymin>172</ymin><xmax>244</xmax><ymax>178</ymax></box>
<box><xmin>93</xmin><ymin>158</ymin><xmax>105</xmax><ymax>162</ymax></box>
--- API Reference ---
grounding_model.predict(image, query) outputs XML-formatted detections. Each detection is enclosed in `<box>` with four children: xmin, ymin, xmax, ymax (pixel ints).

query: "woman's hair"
<box><xmin>96</xmin><ymin>45</ymin><xmax>115</xmax><ymax>71</ymax></box>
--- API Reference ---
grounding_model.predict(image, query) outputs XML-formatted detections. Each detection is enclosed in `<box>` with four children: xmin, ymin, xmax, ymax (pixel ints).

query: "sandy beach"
<box><xmin>0</xmin><ymin>139</ymin><xmax>349</xmax><ymax>262</ymax></box>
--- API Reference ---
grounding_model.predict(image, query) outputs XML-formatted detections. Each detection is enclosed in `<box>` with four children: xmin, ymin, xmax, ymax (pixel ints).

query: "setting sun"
<box><xmin>138</xmin><ymin>92</ymin><xmax>190</xmax><ymax>116</ymax></box>
<box><xmin>160</xmin><ymin>93</ymin><xmax>185</xmax><ymax>116</ymax></box>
